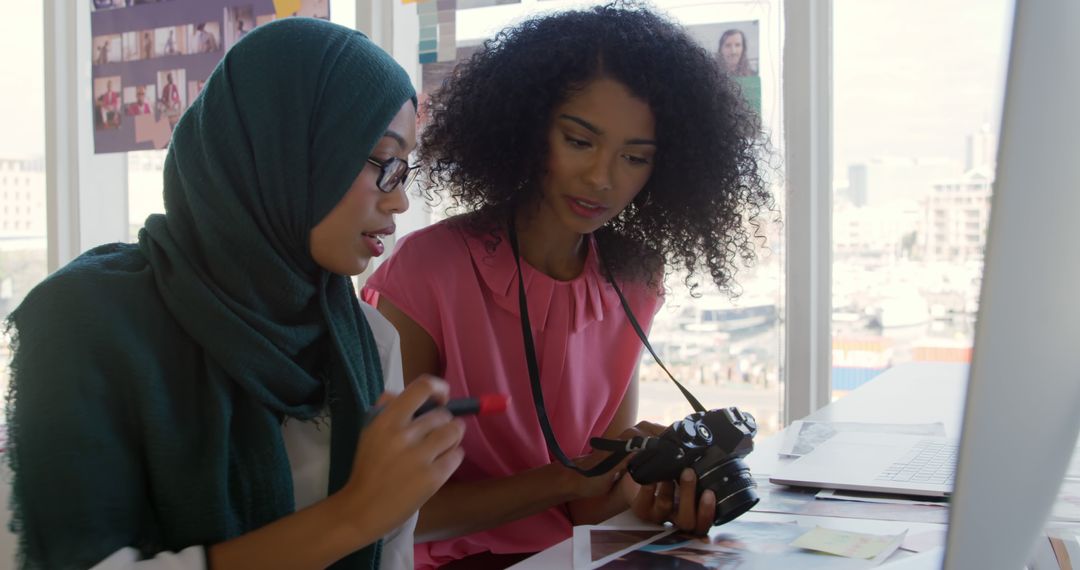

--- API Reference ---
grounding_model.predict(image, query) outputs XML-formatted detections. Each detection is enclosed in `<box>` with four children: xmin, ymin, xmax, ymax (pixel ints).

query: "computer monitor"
<box><xmin>942</xmin><ymin>0</ymin><xmax>1080</xmax><ymax>568</ymax></box>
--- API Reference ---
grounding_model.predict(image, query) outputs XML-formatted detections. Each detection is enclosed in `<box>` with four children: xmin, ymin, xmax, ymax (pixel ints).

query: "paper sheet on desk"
<box><xmin>582</xmin><ymin>521</ymin><xmax>893</xmax><ymax>569</ymax></box>
<box><xmin>779</xmin><ymin>421</ymin><xmax>947</xmax><ymax>457</ymax></box>
<box><xmin>816</xmin><ymin>489</ymin><xmax>949</xmax><ymax>508</ymax></box>
<box><xmin>753</xmin><ymin>478</ymin><xmax>950</xmax><ymax>524</ymax></box>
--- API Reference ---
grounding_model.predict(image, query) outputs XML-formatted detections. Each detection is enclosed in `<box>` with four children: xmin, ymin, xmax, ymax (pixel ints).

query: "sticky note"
<box><xmin>791</xmin><ymin>526</ymin><xmax>905</xmax><ymax>560</ymax></box>
<box><xmin>273</xmin><ymin>0</ymin><xmax>302</xmax><ymax>18</ymax></box>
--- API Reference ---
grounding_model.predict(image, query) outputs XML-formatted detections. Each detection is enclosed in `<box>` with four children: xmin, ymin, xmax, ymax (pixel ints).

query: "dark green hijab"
<box><xmin>6</xmin><ymin>18</ymin><xmax>415</xmax><ymax>569</ymax></box>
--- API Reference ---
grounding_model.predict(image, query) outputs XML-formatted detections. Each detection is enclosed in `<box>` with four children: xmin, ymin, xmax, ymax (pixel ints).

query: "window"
<box><xmin>393</xmin><ymin>0</ymin><xmax>786</xmax><ymax>436</ymax></box>
<box><xmin>0</xmin><ymin>2</ymin><xmax>47</xmax><ymax>395</ymax></box>
<box><xmin>832</xmin><ymin>0</ymin><xmax>1011</xmax><ymax>399</ymax></box>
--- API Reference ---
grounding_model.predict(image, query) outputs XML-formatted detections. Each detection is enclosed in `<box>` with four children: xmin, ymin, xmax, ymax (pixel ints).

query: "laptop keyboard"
<box><xmin>875</xmin><ymin>439</ymin><xmax>957</xmax><ymax>485</ymax></box>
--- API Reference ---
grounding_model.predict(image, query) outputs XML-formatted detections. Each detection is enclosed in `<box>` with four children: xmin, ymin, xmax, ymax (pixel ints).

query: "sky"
<box><xmin>0</xmin><ymin>0</ymin><xmax>1013</xmax><ymax>167</ymax></box>
<box><xmin>833</xmin><ymin>0</ymin><xmax>1012</xmax><ymax>170</ymax></box>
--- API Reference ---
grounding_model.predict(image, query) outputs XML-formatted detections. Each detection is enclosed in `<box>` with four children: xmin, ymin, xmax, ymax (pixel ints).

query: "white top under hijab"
<box><xmin>91</xmin><ymin>303</ymin><xmax>417</xmax><ymax>570</ymax></box>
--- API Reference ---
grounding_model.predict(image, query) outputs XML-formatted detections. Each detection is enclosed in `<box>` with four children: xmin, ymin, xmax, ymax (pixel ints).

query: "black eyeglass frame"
<box><xmin>366</xmin><ymin>156</ymin><xmax>419</xmax><ymax>193</ymax></box>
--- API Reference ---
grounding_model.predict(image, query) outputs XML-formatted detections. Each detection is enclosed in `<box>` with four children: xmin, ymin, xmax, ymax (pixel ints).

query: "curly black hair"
<box><xmin>419</xmin><ymin>1</ymin><xmax>774</xmax><ymax>294</ymax></box>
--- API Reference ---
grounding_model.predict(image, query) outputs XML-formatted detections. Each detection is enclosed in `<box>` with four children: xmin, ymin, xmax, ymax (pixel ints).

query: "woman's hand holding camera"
<box><xmin>612</xmin><ymin>421</ymin><xmax>718</xmax><ymax>535</ymax></box>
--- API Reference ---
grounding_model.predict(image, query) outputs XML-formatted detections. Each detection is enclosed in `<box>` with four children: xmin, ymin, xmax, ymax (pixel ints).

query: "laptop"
<box><xmin>769</xmin><ymin>432</ymin><xmax>957</xmax><ymax>497</ymax></box>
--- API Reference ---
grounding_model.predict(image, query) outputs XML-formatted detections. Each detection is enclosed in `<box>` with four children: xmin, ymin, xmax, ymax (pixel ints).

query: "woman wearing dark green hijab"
<box><xmin>4</xmin><ymin>18</ymin><xmax>464</xmax><ymax>570</ymax></box>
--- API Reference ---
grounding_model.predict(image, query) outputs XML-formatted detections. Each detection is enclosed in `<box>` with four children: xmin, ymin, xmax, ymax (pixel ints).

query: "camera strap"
<box><xmin>508</xmin><ymin>218</ymin><xmax>706</xmax><ymax>477</ymax></box>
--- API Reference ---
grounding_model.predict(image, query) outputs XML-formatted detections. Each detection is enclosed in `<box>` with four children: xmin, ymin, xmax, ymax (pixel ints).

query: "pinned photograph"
<box><xmin>92</xmin><ymin>0</ymin><xmax>124</xmax><ymax>10</ymax></box>
<box><xmin>224</xmin><ymin>5</ymin><xmax>256</xmax><ymax>50</ymax></box>
<box><xmin>154</xmin><ymin>26</ymin><xmax>186</xmax><ymax>58</ymax></box>
<box><xmin>188</xmin><ymin>22</ymin><xmax>221</xmax><ymax>54</ymax></box>
<box><xmin>121</xmin><ymin>31</ymin><xmax>143</xmax><ymax>62</ymax></box>
<box><xmin>255</xmin><ymin>13</ymin><xmax>276</xmax><ymax>27</ymax></box>
<box><xmin>687</xmin><ymin>21</ymin><xmax>762</xmax><ymax>114</ymax></box>
<box><xmin>156</xmin><ymin>68</ymin><xmax>186</xmax><ymax>118</ymax></box>
<box><xmin>92</xmin><ymin>34</ymin><xmax>122</xmax><ymax>65</ymax></box>
<box><xmin>136</xmin><ymin>30</ymin><xmax>155</xmax><ymax>60</ymax></box>
<box><xmin>295</xmin><ymin>0</ymin><xmax>330</xmax><ymax>19</ymax></box>
<box><xmin>93</xmin><ymin>76</ymin><xmax>123</xmax><ymax>130</ymax></box>
<box><xmin>188</xmin><ymin>79</ymin><xmax>206</xmax><ymax>105</ymax></box>
<box><xmin>123</xmin><ymin>84</ymin><xmax>156</xmax><ymax>117</ymax></box>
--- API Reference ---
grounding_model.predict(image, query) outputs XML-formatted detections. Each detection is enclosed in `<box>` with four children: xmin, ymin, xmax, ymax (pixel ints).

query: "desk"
<box><xmin>511</xmin><ymin>362</ymin><xmax>970</xmax><ymax>569</ymax></box>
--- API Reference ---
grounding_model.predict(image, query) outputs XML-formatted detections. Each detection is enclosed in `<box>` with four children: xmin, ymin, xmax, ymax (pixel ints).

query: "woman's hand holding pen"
<box><xmin>334</xmin><ymin>375</ymin><xmax>466</xmax><ymax>542</ymax></box>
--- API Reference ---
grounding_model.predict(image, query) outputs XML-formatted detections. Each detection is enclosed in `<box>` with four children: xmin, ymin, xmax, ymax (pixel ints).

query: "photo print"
<box><xmin>224</xmin><ymin>5</ymin><xmax>256</xmax><ymax>50</ymax></box>
<box><xmin>156</xmin><ymin>68</ymin><xmax>186</xmax><ymax>119</ymax></box>
<box><xmin>93</xmin><ymin>76</ymin><xmax>123</xmax><ymax>130</ymax></box>
<box><xmin>188</xmin><ymin>21</ymin><xmax>221</xmax><ymax>54</ymax></box>
<box><xmin>123</xmin><ymin>84</ymin><xmax>156</xmax><ymax>118</ymax></box>
<box><xmin>187</xmin><ymin>79</ymin><xmax>207</xmax><ymax>106</ymax></box>
<box><xmin>93</xmin><ymin>34</ymin><xmax>123</xmax><ymax>65</ymax></box>
<box><xmin>154</xmin><ymin>25</ymin><xmax>186</xmax><ymax>58</ymax></box>
<box><xmin>686</xmin><ymin>20</ymin><xmax>762</xmax><ymax>113</ymax></box>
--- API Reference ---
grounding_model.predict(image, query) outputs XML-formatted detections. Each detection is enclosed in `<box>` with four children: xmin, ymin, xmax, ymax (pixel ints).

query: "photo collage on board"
<box><xmin>91</xmin><ymin>0</ymin><xmax>329</xmax><ymax>153</ymax></box>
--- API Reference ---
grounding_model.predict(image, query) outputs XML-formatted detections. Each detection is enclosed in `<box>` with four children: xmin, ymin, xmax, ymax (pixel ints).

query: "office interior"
<box><xmin>1</xmin><ymin>0</ymin><xmax>1076</xmax><ymax>568</ymax></box>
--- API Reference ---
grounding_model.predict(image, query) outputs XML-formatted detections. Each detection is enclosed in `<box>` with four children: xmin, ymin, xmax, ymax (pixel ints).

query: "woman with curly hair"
<box><xmin>363</xmin><ymin>3</ymin><xmax>772</xmax><ymax>567</ymax></box>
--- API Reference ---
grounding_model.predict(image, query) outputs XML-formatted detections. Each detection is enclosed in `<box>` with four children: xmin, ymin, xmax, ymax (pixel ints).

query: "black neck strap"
<box><xmin>507</xmin><ymin>218</ymin><xmax>706</xmax><ymax>477</ymax></box>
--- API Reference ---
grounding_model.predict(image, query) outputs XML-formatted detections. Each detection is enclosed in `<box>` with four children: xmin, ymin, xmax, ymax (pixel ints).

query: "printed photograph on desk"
<box><xmin>578</xmin><ymin>521</ymin><xmax>895</xmax><ymax>569</ymax></box>
<box><xmin>572</xmin><ymin>526</ymin><xmax>675</xmax><ymax>569</ymax></box>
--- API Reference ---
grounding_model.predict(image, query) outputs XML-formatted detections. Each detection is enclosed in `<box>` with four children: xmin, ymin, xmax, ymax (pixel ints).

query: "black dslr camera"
<box><xmin>627</xmin><ymin>407</ymin><xmax>759</xmax><ymax>525</ymax></box>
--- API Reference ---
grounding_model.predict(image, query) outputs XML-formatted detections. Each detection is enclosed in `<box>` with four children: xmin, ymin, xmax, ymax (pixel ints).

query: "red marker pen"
<box><xmin>362</xmin><ymin>394</ymin><xmax>509</xmax><ymax>427</ymax></box>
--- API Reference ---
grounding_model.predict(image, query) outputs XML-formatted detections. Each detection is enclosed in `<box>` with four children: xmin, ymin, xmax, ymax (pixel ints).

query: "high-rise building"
<box><xmin>965</xmin><ymin>122</ymin><xmax>997</xmax><ymax>172</ymax></box>
<box><xmin>0</xmin><ymin>157</ymin><xmax>46</xmax><ymax>238</ymax></box>
<box><xmin>923</xmin><ymin>167</ymin><xmax>993</xmax><ymax>262</ymax></box>
<box><xmin>846</xmin><ymin>157</ymin><xmax>961</xmax><ymax>208</ymax></box>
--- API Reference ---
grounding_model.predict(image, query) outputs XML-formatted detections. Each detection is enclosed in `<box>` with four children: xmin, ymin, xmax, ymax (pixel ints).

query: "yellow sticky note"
<box><xmin>273</xmin><ymin>0</ymin><xmax>302</xmax><ymax>18</ymax></box>
<box><xmin>790</xmin><ymin>526</ymin><xmax>904</xmax><ymax>560</ymax></box>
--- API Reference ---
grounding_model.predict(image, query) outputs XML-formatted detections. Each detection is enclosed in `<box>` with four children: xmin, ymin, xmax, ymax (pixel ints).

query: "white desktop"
<box><xmin>940</xmin><ymin>0</ymin><xmax>1080</xmax><ymax>568</ymax></box>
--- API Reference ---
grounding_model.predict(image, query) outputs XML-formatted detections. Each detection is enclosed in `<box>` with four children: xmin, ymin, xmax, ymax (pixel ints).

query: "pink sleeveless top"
<box><xmin>362</xmin><ymin>220</ymin><xmax>661</xmax><ymax>568</ymax></box>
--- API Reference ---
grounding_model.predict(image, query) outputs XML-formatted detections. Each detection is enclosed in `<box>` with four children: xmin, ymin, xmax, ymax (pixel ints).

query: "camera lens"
<box><xmin>696</xmin><ymin>457</ymin><xmax>759</xmax><ymax>525</ymax></box>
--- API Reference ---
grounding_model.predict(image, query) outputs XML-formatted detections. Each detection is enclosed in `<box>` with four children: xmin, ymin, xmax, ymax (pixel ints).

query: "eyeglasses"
<box><xmin>366</xmin><ymin>156</ymin><xmax>419</xmax><ymax>193</ymax></box>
